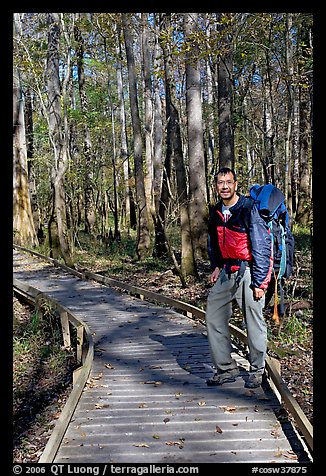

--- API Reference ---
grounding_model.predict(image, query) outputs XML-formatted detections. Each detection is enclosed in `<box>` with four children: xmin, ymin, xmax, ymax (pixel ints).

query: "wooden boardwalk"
<box><xmin>13</xmin><ymin>249</ymin><xmax>311</xmax><ymax>464</ymax></box>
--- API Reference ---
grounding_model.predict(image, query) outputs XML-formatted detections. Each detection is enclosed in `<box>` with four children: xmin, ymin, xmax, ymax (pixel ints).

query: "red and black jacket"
<box><xmin>208</xmin><ymin>194</ymin><xmax>273</xmax><ymax>289</ymax></box>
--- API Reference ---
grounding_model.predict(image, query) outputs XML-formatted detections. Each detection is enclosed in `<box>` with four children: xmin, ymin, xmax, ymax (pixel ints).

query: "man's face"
<box><xmin>216</xmin><ymin>172</ymin><xmax>238</xmax><ymax>201</ymax></box>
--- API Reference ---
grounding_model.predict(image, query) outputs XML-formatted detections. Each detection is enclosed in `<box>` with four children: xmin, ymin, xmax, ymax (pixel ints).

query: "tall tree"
<box><xmin>13</xmin><ymin>13</ymin><xmax>38</xmax><ymax>247</ymax></box>
<box><xmin>141</xmin><ymin>13</ymin><xmax>155</xmax><ymax>224</ymax></box>
<box><xmin>152</xmin><ymin>14</ymin><xmax>167</xmax><ymax>257</ymax></box>
<box><xmin>115</xmin><ymin>24</ymin><xmax>133</xmax><ymax>230</ymax></box>
<box><xmin>295</xmin><ymin>15</ymin><xmax>312</xmax><ymax>225</ymax></box>
<box><xmin>184</xmin><ymin>13</ymin><xmax>208</xmax><ymax>259</ymax></box>
<box><xmin>217</xmin><ymin>13</ymin><xmax>234</xmax><ymax>169</ymax></box>
<box><xmin>46</xmin><ymin>13</ymin><xmax>74</xmax><ymax>267</ymax></box>
<box><xmin>152</xmin><ymin>14</ymin><xmax>164</xmax><ymax>217</ymax></box>
<box><xmin>160</xmin><ymin>13</ymin><xmax>197</xmax><ymax>277</ymax></box>
<box><xmin>74</xmin><ymin>18</ymin><xmax>96</xmax><ymax>234</ymax></box>
<box><xmin>122</xmin><ymin>13</ymin><xmax>151</xmax><ymax>259</ymax></box>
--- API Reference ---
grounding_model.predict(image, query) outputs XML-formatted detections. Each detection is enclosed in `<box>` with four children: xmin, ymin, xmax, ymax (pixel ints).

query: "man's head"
<box><xmin>214</xmin><ymin>167</ymin><xmax>238</xmax><ymax>204</ymax></box>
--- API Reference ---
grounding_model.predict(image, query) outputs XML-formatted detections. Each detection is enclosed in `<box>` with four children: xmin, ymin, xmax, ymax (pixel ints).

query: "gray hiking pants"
<box><xmin>205</xmin><ymin>267</ymin><xmax>267</xmax><ymax>374</ymax></box>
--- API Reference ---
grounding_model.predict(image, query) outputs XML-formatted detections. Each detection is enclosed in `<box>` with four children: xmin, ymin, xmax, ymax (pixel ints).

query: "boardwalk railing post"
<box><xmin>76</xmin><ymin>325</ymin><xmax>84</xmax><ymax>365</ymax></box>
<box><xmin>60</xmin><ymin>310</ymin><xmax>71</xmax><ymax>349</ymax></box>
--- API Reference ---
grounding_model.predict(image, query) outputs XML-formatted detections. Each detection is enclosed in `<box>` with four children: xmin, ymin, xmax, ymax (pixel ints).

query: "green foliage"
<box><xmin>13</xmin><ymin>304</ymin><xmax>68</xmax><ymax>381</ymax></box>
<box><xmin>279</xmin><ymin>312</ymin><xmax>311</xmax><ymax>346</ymax></box>
<box><xmin>268</xmin><ymin>224</ymin><xmax>312</xmax><ymax>349</ymax></box>
<box><xmin>292</xmin><ymin>224</ymin><xmax>312</xmax><ymax>255</ymax></box>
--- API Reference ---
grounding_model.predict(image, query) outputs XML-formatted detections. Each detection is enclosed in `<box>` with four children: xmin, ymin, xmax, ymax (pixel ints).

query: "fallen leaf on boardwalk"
<box><xmin>220</xmin><ymin>405</ymin><xmax>237</xmax><ymax>413</ymax></box>
<box><xmin>133</xmin><ymin>443</ymin><xmax>150</xmax><ymax>448</ymax></box>
<box><xmin>86</xmin><ymin>379</ymin><xmax>108</xmax><ymax>389</ymax></box>
<box><xmin>163</xmin><ymin>418</ymin><xmax>170</xmax><ymax>424</ymax></box>
<box><xmin>175</xmin><ymin>392</ymin><xmax>182</xmax><ymax>399</ymax></box>
<box><xmin>198</xmin><ymin>401</ymin><xmax>206</xmax><ymax>406</ymax></box>
<box><xmin>166</xmin><ymin>441</ymin><xmax>182</xmax><ymax>446</ymax></box>
<box><xmin>143</xmin><ymin>380</ymin><xmax>163</xmax><ymax>385</ymax></box>
<box><xmin>215</xmin><ymin>425</ymin><xmax>223</xmax><ymax>433</ymax></box>
<box><xmin>138</xmin><ymin>403</ymin><xmax>148</xmax><ymax>408</ymax></box>
<box><xmin>274</xmin><ymin>449</ymin><xmax>283</xmax><ymax>457</ymax></box>
<box><xmin>152</xmin><ymin>434</ymin><xmax>160</xmax><ymax>439</ymax></box>
<box><xmin>95</xmin><ymin>403</ymin><xmax>110</xmax><ymax>409</ymax></box>
<box><xmin>91</xmin><ymin>373</ymin><xmax>103</xmax><ymax>380</ymax></box>
<box><xmin>148</xmin><ymin>365</ymin><xmax>162</xmax><ymax>369</ymax></box>
<box><xmin>104</xmin><ymin>363</ymin><xmax>114</xmax><ymax>369</ymax></box>
<box><xmin>283</xmin><ymin>451</ymin><xmax>298</xmax><ymax>460</ymax></box>
<box><xmin>271</xmin><ymin>428</ymin><xmax>280</xmax><ymax>438</ymax></box>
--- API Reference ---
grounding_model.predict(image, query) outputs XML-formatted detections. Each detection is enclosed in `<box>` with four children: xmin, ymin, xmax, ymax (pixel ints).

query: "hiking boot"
<box><xmin>206</xmin><ymin>367</ymin><xmax>240</xmax><ymax>386</ymax></box>
<box><xmin>245</xmin><ymin>372</ymin><xmax>263</xmax><ymax>388</ymax></box>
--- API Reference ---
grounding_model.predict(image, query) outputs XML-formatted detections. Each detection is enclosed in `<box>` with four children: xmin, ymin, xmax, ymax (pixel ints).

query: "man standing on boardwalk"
<box><xmin>205</xmin><ymin>167</ymin><xmax>272</xmax><ymax>388</ymax></box>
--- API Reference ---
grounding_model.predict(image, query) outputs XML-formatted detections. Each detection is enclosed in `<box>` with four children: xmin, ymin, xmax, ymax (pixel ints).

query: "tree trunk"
<box><xmin>295</xmin><ymin>18</ymin><xmax>312</xmax><ymax>226</ymax></box>
<box><xmin>262</xmin><ymin>56</ymin><xmax>276</xmax><ymax>184</ymax></box>
<box><xmin>141</xmin><ymin>13</ymin><xmax>155</xmax><ymax>224</ymax></box>
<box><xmin>24</xmin><ymin>88</ymin><xmax>41</xmax><ymax>238</ymax></box>
<box><xmin>152</xmin><ymin>14</ymin><xmax>167</xmax><ymax>257</ymax></box>
<box><xmin>116</xmin><ymin>26</ymin><xmax>131</xmax><ymax>230</ymax></box>
<box><xmin>46</xmin><ymin>13</ymin><xmax>74</xmax><ymax>267</ymax></box>
<box><xmin>217</xmin><ymin>13</ymin><xmax>234</xmax><ymax>169</ymax></box>
<box><xmin>74</xmin><ymin>21</ymin><xmax>96</xmax><ymax>234</ymax></box>
<box><xmin>160</xmin><ymin>13</ymin><xmax>197</xmax><ymax>278</ymax></box>
<box><xmin>153</xmin><ymin>26</ymin><xmax>163</xmax><ymax>218</ymax></box>
<box><xmin>122</xmin><ymin>13</ymin><xmax>151</xmax><ymax>259</ymax></box>
<box><xmin>13</xmin><ymin>13</ymin><xmax>38</xmax><ymax>247</ymax></box>
<box><xmin>184</xmin><ymin>13</ymin><xmax>208</xmax><ymax>259</ymax></box>
<box><xmin>296</xmin><ymin>89</ymin><xmax>311</xmax><ymax>225</ymax></box>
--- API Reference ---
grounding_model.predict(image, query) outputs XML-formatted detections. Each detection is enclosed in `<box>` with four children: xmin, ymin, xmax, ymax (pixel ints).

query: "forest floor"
<box><xmin>13</xmin><ymin>230</ymin><xmax>313</xmax><ymax>462</ymax></box>
<box><xmin>13</xmin><ymin>296</ymin><xmax>76</xmax><ymax>463</ymax></box>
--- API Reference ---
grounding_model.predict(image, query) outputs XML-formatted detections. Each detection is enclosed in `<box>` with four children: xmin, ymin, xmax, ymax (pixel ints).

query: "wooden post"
<box><xmin>267</xmin><ymin>356</ymin><xmax>282</xmax><ymax>402</ymax></box>
<box><xmin>76</xmin><ymin>325</ymin><xmax>84</xmax><ymax>364</ymax></box>
<box><xmin>60</xmin><ymin>310</ymin><xmax>71</xmax><ymax>348</ymax></box>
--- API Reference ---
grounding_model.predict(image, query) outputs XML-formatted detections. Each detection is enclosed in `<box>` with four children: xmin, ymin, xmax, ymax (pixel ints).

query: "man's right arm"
<box><xmin>208</xmin><ymin>206</ymin><xmax>223</xmax><ymax>271</ymax></box>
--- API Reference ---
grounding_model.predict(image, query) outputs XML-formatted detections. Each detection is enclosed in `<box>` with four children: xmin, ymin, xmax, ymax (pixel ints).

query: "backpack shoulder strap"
<box><xmin>242</xmin><ymin>196</ymin><xmax>255</xmax><ymax>230</ymax></box>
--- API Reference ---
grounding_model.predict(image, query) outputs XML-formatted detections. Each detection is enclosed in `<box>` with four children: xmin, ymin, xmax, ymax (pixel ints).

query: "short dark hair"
<box><xmin>214</xmin><ymin>167</ymin><xmax>237</xmax><ymax>182</ymax></box>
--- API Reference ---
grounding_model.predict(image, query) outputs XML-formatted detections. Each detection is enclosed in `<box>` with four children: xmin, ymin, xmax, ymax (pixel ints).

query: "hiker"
<box><xmin>205</xmin><ymin>167</ymin><xmax>272</xmax><ymax>388</ymax></box>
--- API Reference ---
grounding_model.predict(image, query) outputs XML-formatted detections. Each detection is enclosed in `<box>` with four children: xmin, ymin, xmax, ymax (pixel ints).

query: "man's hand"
<box><xmin>210</xmin><ymin>267</ymin><xmax>221</xmax><ymax>284</ymax></box>
<box><xmin>253</xmin><ymin>287</ymin><xmax>265</xmax><ymax>300</ymax></box>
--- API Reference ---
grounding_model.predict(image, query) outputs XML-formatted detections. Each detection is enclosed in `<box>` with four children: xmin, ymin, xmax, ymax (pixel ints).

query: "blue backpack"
<box><xmin>247</xmin><ymin>184</ymin><xmax>295</xmax><ymax>320</ymax></box>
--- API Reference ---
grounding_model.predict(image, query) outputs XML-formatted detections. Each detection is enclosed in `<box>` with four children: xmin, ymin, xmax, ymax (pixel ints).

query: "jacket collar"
<box><xmin>217</xmin><ymin>193</ymin><xmax>245</xmax><ymax>212</ymax></box>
